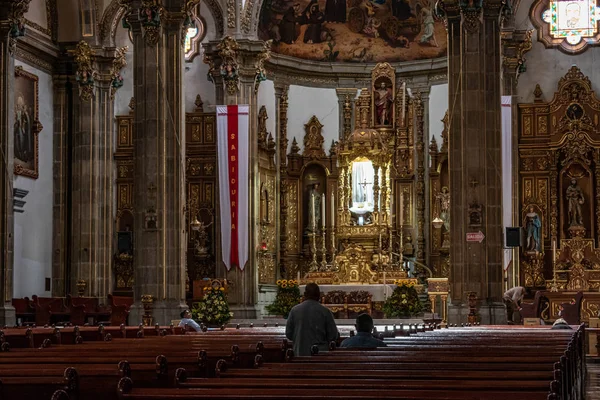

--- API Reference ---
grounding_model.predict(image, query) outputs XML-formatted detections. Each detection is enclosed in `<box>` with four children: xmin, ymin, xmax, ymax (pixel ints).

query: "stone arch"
<box><xmin>242</xmin><ymin>0</ymin><xmax>265</xmax><ymax>36</ymax></box>
<box><xmin>99</xmin><ymin>0</ymin><xmax>225</xmax><ymax>48</ymax></box>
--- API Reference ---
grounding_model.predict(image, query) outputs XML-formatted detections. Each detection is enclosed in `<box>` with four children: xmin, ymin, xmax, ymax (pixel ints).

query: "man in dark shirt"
<box><xmin>340</xmin><ymin>313</ymin><xmax>387</xmax><ymax>348</ymax></box>
<box><xmin>285</xmin><ymin>283</ymin><xmax>339</xmax><ymax>356</ymax></box>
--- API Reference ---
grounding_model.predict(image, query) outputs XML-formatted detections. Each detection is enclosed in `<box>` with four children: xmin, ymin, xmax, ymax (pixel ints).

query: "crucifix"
<box><xmin>359</xmin><ymin>178</ymin><xmax>373</xmax><ymax>203</ymax></box>
<box><xmin>469</xmin><ymin>178</ymin><xmax>479</xmax><ymax>188</ymax></box>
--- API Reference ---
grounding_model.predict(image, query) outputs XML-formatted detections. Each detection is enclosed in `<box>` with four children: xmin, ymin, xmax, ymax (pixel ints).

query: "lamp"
<box><xmin>432</xmin><ymin>217</ymin><xmax>444</xmax><ymax>229</ymax></box>
<box><xmin>190</xmin><ymin>215</ymin><xmax>201</xmax><ymax>231</ymax></box>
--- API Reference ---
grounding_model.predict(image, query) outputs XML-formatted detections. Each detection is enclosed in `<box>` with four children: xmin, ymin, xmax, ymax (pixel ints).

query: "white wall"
<box><xmin>428</xmin><ymin>83</ymin><xmax>448</xmax><ymax>146</ymax></box>
<box><xmin>257</xmin><ymin>79</ymin><xmax>276</xmax><ymax>136</ymax></box>
<box><xmin>515</xmin><ymin>0</ymin><xmax>600</xmax><ymax>102</ymax></box>
<box><xmin>287</xmin><ymin>85</ymin><xmax>339</xmax><ymax>153</ymax></box>
<box><xmin>13</xmin><ymin>62</ymin><xmax>53</xmax><ymax>298</ymax></box>
<box><xmin>184</xmin><ymin>11</ymin><xmax>218</xmax><ymax>113</ymax></box>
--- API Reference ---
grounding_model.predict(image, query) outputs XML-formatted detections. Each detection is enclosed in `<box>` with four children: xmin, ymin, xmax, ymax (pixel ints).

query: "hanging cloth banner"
<box><xmin>216</xmin><ymin>105</ymin><xmax>249</xmax><ymax>270</ymax></box>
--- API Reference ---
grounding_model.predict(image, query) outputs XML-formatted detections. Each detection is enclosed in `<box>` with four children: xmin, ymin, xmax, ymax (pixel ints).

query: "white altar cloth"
<box><xmin>300</xmin><ymin>284</ymin><xmax>396</xmax><ymax>302</ymax></box>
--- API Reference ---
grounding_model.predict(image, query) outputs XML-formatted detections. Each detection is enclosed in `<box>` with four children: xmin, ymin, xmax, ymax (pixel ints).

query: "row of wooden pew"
<box><xmin>12</xmin><ymin>295</ymin><xmax>133</xmax><ymax>327</ymax></box>
<box><xmin>0</xmin><ymin>322</ymin><xmax>587</xmax><ymax>400</ymax></box>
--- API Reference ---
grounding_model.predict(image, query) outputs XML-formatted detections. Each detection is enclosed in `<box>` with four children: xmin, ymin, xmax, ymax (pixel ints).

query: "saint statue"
<box><xmin>436</xmin><ymin>186</ymin><xmax>450</xmax><ymax>231</ymax></box>
<box><xmin>524</xmin><ymin>206</ymin><xmax>541</xmax><ymax>253</ymax></box>
<box><xmin>374</xmin><ymin>81</ymin><xmax>393</xmax><ymax>126</ymax></box>
<box><xmin>566</xmin><ymin>178</ymin><xmax>585</xmax><ymax>227</ymax></box>
<box><xmin>306</xmin><ymin>183</ymin><xmax>322</xmax><ymax>233</ymax></box>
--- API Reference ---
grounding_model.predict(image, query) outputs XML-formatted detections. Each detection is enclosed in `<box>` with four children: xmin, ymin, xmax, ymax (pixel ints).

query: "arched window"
<box><xmin>185</xmin><ymin>15</ymin><xmax>206</xmax><ymax>62</ymax></box>
<box><xmin>532</xmin><ymin>0</ymin><xmax>600</xmax><ymax>53</ymax></box>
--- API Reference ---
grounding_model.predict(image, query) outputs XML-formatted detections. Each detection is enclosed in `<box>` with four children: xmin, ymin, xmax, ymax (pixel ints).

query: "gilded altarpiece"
<box><xmin>429</xmin><ymin>112</ymin><xmax>450</xmax><ymax>278</ymax></box>
<box><xmin>114</xmin><ymin>104</ymin><xmax>135</xmax><ymax>295</ymax></box>
<box><xmin>257</xmin><ymin>106</ymin><xmax>277</xmax><ymax>285</ymax></box>
<box><xmin>290</xmin><ymin>63</ymin><xmax>421</xmax><ymax>287</ymax></box>
<box><xmin>185</xmin><ymin>98</ymin><xmax>217</xmax><ymax>291</ymax></box>
<box><xmin>518</xmin><ymin>66</ymin><xmax>600</xmax><ymax>321</ymax></box>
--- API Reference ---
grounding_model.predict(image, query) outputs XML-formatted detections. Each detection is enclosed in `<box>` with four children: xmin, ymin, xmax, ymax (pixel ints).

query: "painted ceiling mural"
<box><xmin>258</xmin><ymin>0</ymin><xmax>447</xmax><ymax>62</ymax></box>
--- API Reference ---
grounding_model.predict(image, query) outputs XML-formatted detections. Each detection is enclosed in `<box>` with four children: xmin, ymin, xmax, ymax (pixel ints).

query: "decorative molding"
<box><xmin>15</xmin><ymin>46</ymin><xmax>53</xmax><ymax>74</ymax></box>
<box><xmin>253</xmin><ymin>39</ymin><xmax>271</xmax><ymax>93</ymax></box>
<box><xmin>110</xmin><ymin>46</ymin><xmax>128</xmax><ymax>99</ymax></box>
<box><xmin>226</xmin><ymin>0</ymin><xmax>236</xmax><ymax>29</ymax></box>
<box><xmin>217</xmin><ymin>36</ymin><xmax>239</xmax><ymax>95</ymax></box>
<box><xmin>74</xmin><ymin>41</ymin><xmax>96</xmax><ymax>101</ymax></box>
<box><xmin>8</xmin><ymin>0</ymin><xmax>32</xmax><ymax>54</ymax></box>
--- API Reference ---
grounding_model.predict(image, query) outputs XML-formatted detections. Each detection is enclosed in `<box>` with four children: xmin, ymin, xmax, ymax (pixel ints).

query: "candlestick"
<box><xmin>331</xmin><ymin>191</ymin><xmax>335</xmax><ymax>228</ymax></box>
<box><xmin>322</xmin><ymin>194</ymin><xmax>326</xmax><ymax>229</ymax></box>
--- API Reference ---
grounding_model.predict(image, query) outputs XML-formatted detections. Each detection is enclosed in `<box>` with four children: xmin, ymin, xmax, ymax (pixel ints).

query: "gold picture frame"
<box><xmin>14</xmin><ymin>66</ymin><xmax>42</xmax><ymax>179</ymax></box>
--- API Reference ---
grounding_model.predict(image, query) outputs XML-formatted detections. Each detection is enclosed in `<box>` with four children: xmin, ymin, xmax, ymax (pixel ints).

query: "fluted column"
<box><xmin>442</xmin><ymin>0</ymin><xmax>505</xmax><ymax>324</ymax></box>
<box><xmin>70</xmin><ymin>42</ymin><xmax>121</xmax><ymax>299</ymax></box>
<box><xmin>125</xmin><ymin>0</ymin><xmax>188</xmax><ymax>324</ymax></box>
<box><xmin>204</xmin><ymin>37</ymin><xmax>271</xmax><ymax>318</ymax></box>
<box><xmin>0</xmin><ymin>0</ymin><xmax>31</xmax><ymax>325</ymax></box>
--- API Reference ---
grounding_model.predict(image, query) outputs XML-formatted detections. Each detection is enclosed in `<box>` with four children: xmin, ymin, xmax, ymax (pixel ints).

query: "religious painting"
<box><xmin>258</xmin><ymin>0</ymin><xmax>446</xmax><ymax>62</ymax></box>
<box><xmin>14</xmin><ymin>66</ymin><xmax>41</xmax><ymax>179</ymax></box>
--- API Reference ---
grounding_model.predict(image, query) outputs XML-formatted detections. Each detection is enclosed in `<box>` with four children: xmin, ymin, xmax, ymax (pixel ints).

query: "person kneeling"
<box><xmin>340</xmin><ymin>314</ymin><xmax>387</xmax><ymax>348</ymax></box>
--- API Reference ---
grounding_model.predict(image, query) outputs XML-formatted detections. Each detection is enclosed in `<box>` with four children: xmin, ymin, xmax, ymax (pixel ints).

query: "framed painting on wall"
<box><xmin>14</xmin><ymin>66</ymin><xmax>42</xmax><ymax>179</ymax></box>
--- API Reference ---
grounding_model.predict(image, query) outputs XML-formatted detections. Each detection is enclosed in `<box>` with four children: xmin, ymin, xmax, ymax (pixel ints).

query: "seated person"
<box><xmin>551</xmin><ymin>318</ymin><xmax>572</xmax><ymax>330</ymax></box>
<box><xmin>178</xmin><ymin>309</ymin><xmax>201</xmax><ymax>332</ymax></box>
<box><xmin>340</xmin><ymin>313</ymin><xmax>387</xmax><ymax>348</ymax></box>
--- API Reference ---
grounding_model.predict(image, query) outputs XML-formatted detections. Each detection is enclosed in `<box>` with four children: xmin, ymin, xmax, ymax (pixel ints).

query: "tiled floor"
<box><xmin>587</xmin><ymin>362</ymin><xmax>600</xmax><ymax>400</ymax></box>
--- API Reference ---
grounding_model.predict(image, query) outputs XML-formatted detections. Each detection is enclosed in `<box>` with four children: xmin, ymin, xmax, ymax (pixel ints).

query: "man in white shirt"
<box><xmin>179</xmin><ymin>310</ymin><xmax>201</xmax><ymax>332</ymax></box>
<box><xmin>502</xmin><ymin>286</ymin><xmax>530</xmax><ymax>325</ymax></box>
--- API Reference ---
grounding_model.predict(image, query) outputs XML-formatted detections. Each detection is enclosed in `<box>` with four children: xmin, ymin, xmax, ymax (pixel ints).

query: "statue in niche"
<box><xmin>306</xmin><ymin>183</ymin><xmax>323</xmax><ymax>233</ymax></box>
<box><xmin>468</xmin><ymin>202</ymin><xmax>482</xmax><ymax>228</ymax></box>
<box><xmin>436</xmin><ymin>186</ymin><xmax>450</xmax><ymax>231</ymax></box>
<box><xmin>374</xmin><ymin>81</ymin><xmax>393</xmax><ymax>126</ymax></box>
<box><xmin>566</xmin><ymin>178</ymin><xmax>585</xmax><ymax>227</ymax></box>
<box><xmin>524</xmin><ymin>206</ymin><xmax>541</xmax><ymax>253</ymax></box>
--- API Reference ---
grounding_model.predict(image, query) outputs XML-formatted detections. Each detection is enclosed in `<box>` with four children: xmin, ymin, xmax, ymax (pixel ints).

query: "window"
<box><xmin>532</xmin><ymin>0</ymin><xmax>600</xmax><ymax>53</ymax></box>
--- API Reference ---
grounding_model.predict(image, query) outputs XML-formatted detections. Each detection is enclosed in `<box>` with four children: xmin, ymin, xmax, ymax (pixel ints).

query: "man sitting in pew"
<box><xmin>178</xmin><ymin>310</ymin><xmax>201</xmax><ymax>332</ymax></box>
<box><xmin>340</xmin><ymin>314</ymin><xmax>387</xmax><ymax>348</ymax></box>
<box><xmin>286</xmin><ymin>283</ymin><xmax>339</xmax><ymax>356</ymax></box>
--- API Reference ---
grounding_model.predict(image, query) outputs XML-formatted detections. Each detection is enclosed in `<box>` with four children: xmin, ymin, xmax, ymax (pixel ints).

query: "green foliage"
<box><xmin>265</xmin><ymin>279</ymin><xmax>301</xmax><ymax>318</ymax></box>
<box><xmin>192</xmin><ymin>286</ymin><xmax>233</xmax><ymax>325</ymax></box>
<box><xmin>383</xmin><ymin>283</ymin><xmax>423</xmax><ymax>318</ymax></box>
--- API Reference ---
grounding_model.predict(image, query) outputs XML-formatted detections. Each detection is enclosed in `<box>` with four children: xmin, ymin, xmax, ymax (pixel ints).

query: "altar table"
<box><xmin>300</xmin><ymin>284</ymin><xmax>396</xmax><ymax>302</ymax></box>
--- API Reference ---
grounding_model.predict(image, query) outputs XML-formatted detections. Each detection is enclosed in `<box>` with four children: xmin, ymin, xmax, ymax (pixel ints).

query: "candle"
<box><xmin>311</xmin><ymin>193</ymin><xmax>316</xmax><ymax>231</ymax></box>
<box><xmin>399</xmin><ymin>191</ymin><xmax>404</xmax><ymax>227</ymax></box>
<box><xmin>331</xmin><ymin>191</ymin><xmax>335</xmax><ymax>228</ymax></box>
<box><xmin>297</xmin><ymin>270</ymin><xmax>300</xmax><ymax>281</ymax></box>
<box><xmin>322</xmin><ymin>194</ymin><xmax>326</xmax><ymax>229</ymax></box>
<box><xmin>552</xmin><ymin>239</ymin><xmax>556</xmax><ymax>265</ymax></box>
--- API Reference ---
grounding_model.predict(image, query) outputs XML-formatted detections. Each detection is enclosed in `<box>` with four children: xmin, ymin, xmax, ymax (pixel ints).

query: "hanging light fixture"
<box><xmin>432</xmin><ymin>217</ymin><xmax>444</xmax><ymax>229</ymax></box>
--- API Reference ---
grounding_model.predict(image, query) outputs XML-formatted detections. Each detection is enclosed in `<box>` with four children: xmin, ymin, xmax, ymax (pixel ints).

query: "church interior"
<box><xmin>0</xmin><ymin>0</ymin><xmax>599</xmax><ymax>398</ymax></box>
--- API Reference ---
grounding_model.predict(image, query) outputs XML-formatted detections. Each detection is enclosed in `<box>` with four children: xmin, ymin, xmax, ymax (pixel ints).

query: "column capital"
<box><xmin>0</xmin><ymin>0</ymin><xmax>32</xmax><ymax>54</ymax></box>
<box><xmin>501</xmin><ymin>29</ymin><xmax>533</xmax><ymax>94</ymax></box>
<box><xmin>203</xmin><ymin>37</ymin><xmax>272</xmax><ymax>96</ymax></box>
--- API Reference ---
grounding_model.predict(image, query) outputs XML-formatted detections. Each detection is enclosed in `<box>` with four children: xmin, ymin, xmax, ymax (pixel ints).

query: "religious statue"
<box><xmin>524</xmin><ymin>206</ymin><xmax>541</xmax><ymax>253</ymax></box>
<box><xmin>306</xmin><ymin>183</ymin><xmax>322</xmax><ymax>233</ymax></box>
<box><xmin>566</xmin><ymin>178</ymin><xmax>585</xmax><ymax>227</ymax></box>
<box><xmin>436</xmin><ymin>186</ymin><xmax>450</xmax><ymax>231</ymax></box>
<box><xmin>374</xmin><ymin>81</ymin><xmax>393</xmax><ymax>126</ymax></box>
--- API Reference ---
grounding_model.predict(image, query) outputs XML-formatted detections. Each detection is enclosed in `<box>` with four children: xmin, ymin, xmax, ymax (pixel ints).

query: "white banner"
<box><xmin>216</xmin><ymin>105</ymin><xmax>250</xmax><ymax>271</ymax></box>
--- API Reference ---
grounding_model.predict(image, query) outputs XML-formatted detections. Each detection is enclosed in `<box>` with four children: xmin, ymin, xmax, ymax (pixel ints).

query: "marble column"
<box><xmin>203</xmin><ymin>38</ymin><xmax>270</xmax><ymax>318</ymax></box>
<box><xmin>125</xmin><ymin>0</ymin><xmax>188</xmax><ymax>324</ymax></box>
<box><xmin>442</xmin><ymin>0</ymin><xmax>506</xmax><ymax>324</ymax></box>
<box><xmin>70</xmin><ymin>43</ymin><xmax>120</xmax><ymax>299</ymax></box>
<box><xmin>0</xmin><ymin>0</ymin><xmax>31</xmax><ymax>325</ymax></box>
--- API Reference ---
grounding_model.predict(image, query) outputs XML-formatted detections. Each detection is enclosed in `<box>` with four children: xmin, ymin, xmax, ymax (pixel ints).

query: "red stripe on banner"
<box><xmin>227</xmin><ymin>105</ymin><xmax>239</xmax><ymax>269</ymax></box>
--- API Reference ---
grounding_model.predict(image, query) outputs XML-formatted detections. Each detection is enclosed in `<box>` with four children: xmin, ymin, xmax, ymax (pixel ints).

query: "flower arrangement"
<box><xmin>265</xmin><ymin>279</ymin><xmax>301</xmax><ymax>318</ymax></box>
<box><xmin>192</xmin><ymin>285</ymin><xmax>233</xmax><ymax>326</ymax></box>
<box><xmin>382</xmin><ymin>281</ymin><xmax>423</xmax><ymax>318</ymax></box>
